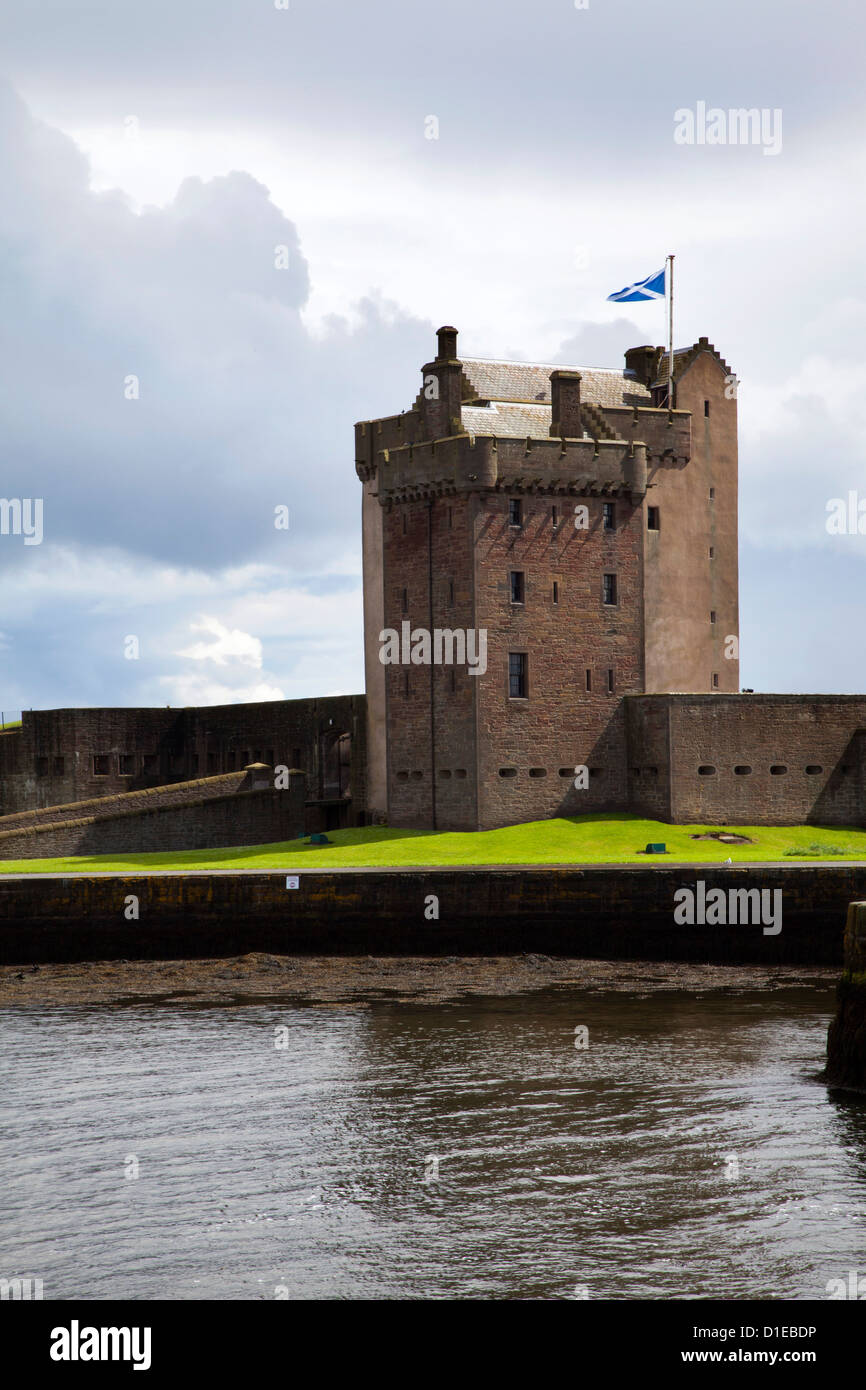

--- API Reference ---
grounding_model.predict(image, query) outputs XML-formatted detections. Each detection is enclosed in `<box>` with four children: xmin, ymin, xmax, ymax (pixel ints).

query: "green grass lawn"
<box><xmin>3</xmin><ymin>813</ymin><xmax>866</xmax><ymax>874</ymax></box>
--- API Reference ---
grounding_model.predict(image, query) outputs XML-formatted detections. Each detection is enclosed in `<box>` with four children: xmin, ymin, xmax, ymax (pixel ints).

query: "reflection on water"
<box><xmin>1</xmin><ymin>989</ymin><xmax>865</xmax><ymax>1300</ymax></box>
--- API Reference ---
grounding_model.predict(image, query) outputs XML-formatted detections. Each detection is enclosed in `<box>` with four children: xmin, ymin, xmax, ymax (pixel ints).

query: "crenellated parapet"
<box><xmin>369</xmin><ymin>431</ymin><xmax>649</xmax><ymax>505</ymax></box>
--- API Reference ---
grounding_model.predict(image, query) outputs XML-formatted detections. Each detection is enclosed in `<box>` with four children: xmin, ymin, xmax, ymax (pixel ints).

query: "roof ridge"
<box><xmin>461</xmin><ymin>354</ymin><xmax>631</xmax><ymax>374</ymax></box>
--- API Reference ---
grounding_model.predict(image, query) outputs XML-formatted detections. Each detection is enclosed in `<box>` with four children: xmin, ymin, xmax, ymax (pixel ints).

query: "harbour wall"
<box><xmin>1</xmin><ymin>863</ymin><xmax>865</xmax><ymax>965</ymax></box>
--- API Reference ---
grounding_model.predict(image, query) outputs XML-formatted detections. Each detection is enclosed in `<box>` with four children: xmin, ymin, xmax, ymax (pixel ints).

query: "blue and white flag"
<box><xmin>607</xmin><ymin>267</ymin><xmax>666</xmax><ymax>302</ymax></box>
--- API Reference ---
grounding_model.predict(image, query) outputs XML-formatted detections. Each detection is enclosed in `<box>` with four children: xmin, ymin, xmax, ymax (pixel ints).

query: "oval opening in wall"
<box><xmin>698</xmin><ymin>765</ymin><xmax>716</xmax><ymax>776</ymax></box>
<box><xmin>529</xmin><ymin>768</ymin><xmax>547</xmax><ymax>778</ymax></box>
<box><xmin>734</xmin><ymin>765</ymin><xmax>751</xmax><ymax>776</ymax></box>
<box><xmin>805</xmin><ymin>765</ymin><xmax>823</xmax><ymax>775</ymax></box>
<box><xmin>498</xmin><ymin>767</ymin><xmax>517</xmax><ymax>778</ymax></box>
<box><xmin>770</xmin><ymin>765</ymin><xmax>787</xmax><ymax>775</ymax></box>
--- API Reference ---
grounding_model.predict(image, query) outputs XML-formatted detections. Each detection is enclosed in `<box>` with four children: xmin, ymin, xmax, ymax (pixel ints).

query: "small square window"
<box><xmin>93</xmin><ymin>754</ymin><xmax>110</xmax><ymax>776</ymax></box>
<box><xmin>647</xmin><ymin>506</ymin><xmax>660</xmax><ymax>530</ymax></box>
<box><xmin>119</xmin><ymin>753</ymin><xmax>135</xmax><ymax>776</ymax></box>
<box><xmin>142</xmin><ymin>753</ymin><xmax>158</xmax><ymax>775</ymax></box>
<box><xmin>508</xmin><ymin>498</ymin><xmax>522</xmax><ymax>528</ymax></box>
<box><xmin>510</xmin><ymin>571</ymin><xmax>524</xmax><ymax>604</ymax></box>
<box><xmin>603</xmin><ymin>502</ymin><xmax>616</xmax><ymax>531</ymax></box>
<box><xmin>508</xmin><ymin>652</ymin><xmax>528</xmax><ymax>698</ymax></box>
<box><xmin>35</xmin><ymin>756</ymin><xmax>49</xmax><ymax>776</ymax></box>
<box><xmin>603</xmin><ymin>573</ymin><xmax>617</xmax><ymax>606</ymax></box>
<box><xmin>53</xmin><ymin>756</ymin><xmax>65</xmax><ymax>776</ymax></box>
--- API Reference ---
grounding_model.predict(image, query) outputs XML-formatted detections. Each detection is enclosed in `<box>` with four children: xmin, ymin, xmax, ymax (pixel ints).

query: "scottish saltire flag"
<box><xmin>607</xmin><ymin>267</ymin><xmax>666</xmax><ymax>302</ymax></box>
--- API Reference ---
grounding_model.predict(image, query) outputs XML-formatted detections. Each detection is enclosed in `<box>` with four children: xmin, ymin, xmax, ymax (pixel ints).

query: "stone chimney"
<box><xmin>549</xmin><ymin>370</ymin><xmax>582</xmax><ymax>438</ymax></box>
<box><xmin>625</xmin><ymin>345</ymin><xmax>663</xmax><ymax>388</ymax></box>
<box><xmin>421</xmin><ymin>325</ymin><xmax>463</xmax><ymax>440</ymax></box>
<box><xmin>436</xmin><ymin>325</ymin><xmax>458</xmax><ymax>361</ymax></box>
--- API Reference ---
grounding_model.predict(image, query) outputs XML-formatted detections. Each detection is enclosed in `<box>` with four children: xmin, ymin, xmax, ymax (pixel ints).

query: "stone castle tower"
<box><xmin>355</xmin><ymin>326</ymin><xmax>738</xmax><ymax>830</ymax></box>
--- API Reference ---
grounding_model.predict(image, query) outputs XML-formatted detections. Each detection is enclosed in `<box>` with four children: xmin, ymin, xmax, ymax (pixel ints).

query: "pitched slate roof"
<box><xmin>459</xmin><ymin>356</ymin><xmax>651</xmax><ymax>410</ymax></box>
<box><xmin>461</xmin><ymin>401</ymin><xmax>588</xmax><ymax>439</ymax></box>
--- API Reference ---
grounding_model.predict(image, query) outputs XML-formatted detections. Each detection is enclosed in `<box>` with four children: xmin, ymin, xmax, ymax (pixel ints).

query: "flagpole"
<box><xmin>667</xmin><ymin>253</ymin><xmax>674</xmax><ymax>410</ymax></box>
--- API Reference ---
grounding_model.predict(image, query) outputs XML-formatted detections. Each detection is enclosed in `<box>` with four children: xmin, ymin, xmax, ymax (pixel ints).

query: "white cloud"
<box><xmin>175</xmin><ymin>617</ymin><xmax>263</xmax><ymax>668</ymax></box>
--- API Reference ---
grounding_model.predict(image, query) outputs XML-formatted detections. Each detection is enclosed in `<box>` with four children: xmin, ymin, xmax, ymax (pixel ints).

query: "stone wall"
<box><xmin>1</xmin><ymin>863</ymin><xmax>863</xmax><ymax>965</ymax></box>
<box><xmin>0</xmin><ymin>696</ymin><xmax>366</xmax><ymax>826</ymax></box>
<box><xmin>626</xmin><ymin>694</ymin><xmax>866</xmax><ymax>826</ymax></box>
<box><xmin>825</xmin><ymin>901</ymin><xmax>866</xmax><ymax>1091</ymax></box>
<box><xmin>0</xmin><ymin>770</ymin><xmax>305</xmax><ymax>860</ymax></box>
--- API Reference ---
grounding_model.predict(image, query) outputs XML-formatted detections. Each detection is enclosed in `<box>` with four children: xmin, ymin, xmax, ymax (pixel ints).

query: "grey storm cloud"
<box><xmin>3</xmin><ymin>0</ymin><xmax>864</xmax><ymax>172</ymax></box>
<box><xmin>0</xmin><ymin>80</ymin><xmax>432</xmax><ymax>575</ymax></box>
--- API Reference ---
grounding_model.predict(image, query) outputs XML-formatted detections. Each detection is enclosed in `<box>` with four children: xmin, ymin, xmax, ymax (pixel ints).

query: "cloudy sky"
<box><xmin>0</xmin><ymin>0</ymin><xmax>865</xmax><ymax>713</ymax></box>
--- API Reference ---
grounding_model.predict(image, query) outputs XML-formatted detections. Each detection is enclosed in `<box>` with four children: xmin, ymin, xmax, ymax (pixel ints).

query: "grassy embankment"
<box><xmin>2</xmin><ymin>812</ymin><xmax>866</xmax><ymax>874</ymax></box>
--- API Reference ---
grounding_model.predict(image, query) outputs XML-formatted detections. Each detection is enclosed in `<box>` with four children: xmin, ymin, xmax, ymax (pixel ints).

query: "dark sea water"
<box><xmin>2</xmin><ymin>989</ymin><xmax>865</xmax><ymax>1300</ymax></box>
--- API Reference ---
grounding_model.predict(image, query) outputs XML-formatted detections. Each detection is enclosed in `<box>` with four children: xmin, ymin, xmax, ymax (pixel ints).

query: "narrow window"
<box><xmin>647</xmin><ymin>506</ymin><xmax>660</xmax><ymax>530</ymax></box>
<box><xmin>450</xmin><ymin>669</ymin><xmax>456</xmax><ymax>693</ymax></box>
<box><xmin>404</xmin><ymin>671</ymin><xmax>410</xmax><ymax>697</ymax></box>
<box><xmin>552</xmin><ymin>580</ymin><xmax>559</xmax><ymax>605</ymax></box>
<box><xmin>603</xmin><ymin>573</ymin><xmax>617</xmax><ymax>606</ymax></box>
<box><xmin>510</xmin><ymin>571</ymin><xmax>525</xmax><ymax>604</ymax></box>
<box><xmin>709</xmin><ymin>487</ymin><xmax>715</xmax><ymax>500</ymax></box>
<box><xmin>508</xmin><ymin>652</ymin><xmax>528</xmax><ymax>698</ymax></box>
<box><xmin>585</xmin><ymin>668</ymin><xmax>592</xmax><ymax>692</ymax></box>
<box><xmin>508</xmin><ymin>498</ymin><xmax>522</xmax><ymax>528</ymax></box>
<box><xmin>712</xmin><ymin>672</ymin><xmax>719</xmax><ymax>688</ymax></box>
<box><xmin>401</xmin><ymin>586</ymin><xmax>408</xmax><ymax>614</ymax></box>
<box><xmin>448</xmin><ymin>506</ymin><xmax>453</xmax><ymax>530</ymax></box>
<box><xmin>709</xmin><ymin>546</ymin><xmax>714</xmax><ymax>558</ymax></box>
<box><xmin>704</xmin><ymin>399</ymin><xmax>710</xmax><ymax>417</ymax></box>
<box><xmin>603</xmin><ymin>502</ymin><xmax>616</xmax><ymax>531</ymax></box>
<box><xmin>448</xmin><ymin>579</ymin><xmax>454</xmax><ymax>606</ymax></box>
<box><xmin>607</xmin><ymin>668</ymin><xmax>615</xmax><ymax>694</ymax></box>
<box><xmin>710</xmin><ymin>610</ymin><xmax>716</xmax><ymax>624</ymax></box>
<box><xmin>552</xmin><ymin>505</ymin><xmax>558</xmax><ymax>529</ymax></box>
